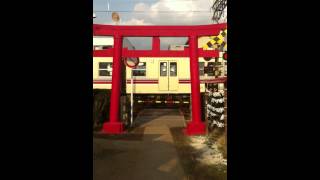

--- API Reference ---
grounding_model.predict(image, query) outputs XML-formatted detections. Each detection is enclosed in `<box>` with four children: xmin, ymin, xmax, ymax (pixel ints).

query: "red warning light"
<box><xmin>223</xmin><ymin>52</ymin><xmax>227</xmax><ymax>60</ymax></box>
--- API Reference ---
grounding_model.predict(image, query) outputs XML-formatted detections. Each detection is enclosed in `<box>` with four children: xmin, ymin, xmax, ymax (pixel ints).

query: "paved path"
<box><xmin>94</xmin><ymin>108</ymin><xmax>187</xmax><ymax>180</ymax></box>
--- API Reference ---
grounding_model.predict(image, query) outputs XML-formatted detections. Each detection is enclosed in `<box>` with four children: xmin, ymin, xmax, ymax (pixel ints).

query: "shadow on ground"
<box><xmin>93</xmin><ymin>108</ymin><xmax>226</xmax><ymax>180</ymax></box>
<box><xmin>93</xmin><ymin>133</ymin><xmax>185</xmax><ymax>180</ymax></box>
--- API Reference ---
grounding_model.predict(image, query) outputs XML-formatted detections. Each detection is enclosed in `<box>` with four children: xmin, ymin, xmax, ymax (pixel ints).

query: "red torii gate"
<box><xmin>93</xmin><ymin>23</ymin><xmax>227</xmax><ymax>135</ymax></box>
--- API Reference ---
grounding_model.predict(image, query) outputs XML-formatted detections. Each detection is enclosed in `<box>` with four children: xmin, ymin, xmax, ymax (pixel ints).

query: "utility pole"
<box><xmin>211</xmin><ymin>0</ymin><xmax>227</xmax><ymax>23</ymax></box>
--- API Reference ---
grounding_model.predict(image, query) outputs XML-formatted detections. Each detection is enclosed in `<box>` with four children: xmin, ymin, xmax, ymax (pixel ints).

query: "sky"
<box><xmin>93</xmin><ymin>0</ymin><xmax>227</xmax><ymax>49</ymax></box>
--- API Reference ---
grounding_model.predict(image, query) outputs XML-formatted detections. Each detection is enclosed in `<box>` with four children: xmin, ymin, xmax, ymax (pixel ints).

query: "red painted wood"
<box><xmin>93</xmin><ymin>24</ymin><xmax>227</xmax><ymax>37</ymax></box>
<box><xmin>102</xmin><ymin>34</ymin><xmax>124</xmax><ymax>134</ymax></box>
<box><xmin>185</xmin><ymin>35</ymin><xmax>206</xmax><ymax>135</ymax></box>
<box><xmin>198</xmin><ymin>49</ymin><xmax>219</xmax><ymax>58</ymax></box>
<box><xmin>93</xmin><ymin>48</ymin><xmax>113</xmax><ymax>57</ymax></box>
<box><xmin>152</xmin><ymin>36</ymin><xmax>160</xmax><ymax>51</ymax></box>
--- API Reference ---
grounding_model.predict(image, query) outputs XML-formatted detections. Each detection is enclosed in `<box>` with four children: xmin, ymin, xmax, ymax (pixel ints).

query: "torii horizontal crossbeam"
<box><xmin>93</xmin><ymin>23</ymin><xmax>227</xmax><ymax>37</ymax></box>
<box><xmin>93</xmin><ymin>24</ymin><xmax>227</xmax><ymax>58</ymax></box>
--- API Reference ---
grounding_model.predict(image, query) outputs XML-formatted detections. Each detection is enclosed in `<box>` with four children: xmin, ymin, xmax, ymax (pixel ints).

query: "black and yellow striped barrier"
<box><xmin>203</xmin><ymin>28</ymin><xmax>227</xmax><ymax>51</ymax></box>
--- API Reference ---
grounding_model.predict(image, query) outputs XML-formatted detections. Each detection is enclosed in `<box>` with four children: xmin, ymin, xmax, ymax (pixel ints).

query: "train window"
<box><xmin>94</xmin><ymin>45</ymin><xmax>113</xmax><ymax>50</ymax></box>
<box><xmin>206</xmin><ymin>62</ymin><xmax>215</xmax><ymax>76</ymax></box>
<box><xmin>160</xmin><ymin>62</ymin><xmax>167</xmax><ymax>76</ymax></box>
<box><xmin>93</xmin><ymin>46</ymin><xmax>101</xmax><ymax>50</ymax></box>
<box><xmin>214</xmin><ymin>67</ymin><xmax>222</xmax><ymax>76</ymax></box>
<box><xmin>199</xmin><ymin>62</ymin><xmax>205</xmax><ymax>76</ymax></box>
<box><xmin>99</xmin><ymin>62</ymin><xmax>112</xmax><ymax>76</ymax></box>
<box><xmin>132</xmin><ymin>62</ymin><xmax>146</xmax><ymax>76</ymax></box>
<box><xmin>170</xmin><ymin>62</ymin><xmax>177</xmax><ymax>76</ymax></box>
<box><xmin>102</xmin><ymin>45</ymin><xmax>112</xmax><ymax>49</ymax></box>
<box><xmin>224</xmin><ymin>66</ymin><xmax>227</xmax><ymax>76</ymax></box>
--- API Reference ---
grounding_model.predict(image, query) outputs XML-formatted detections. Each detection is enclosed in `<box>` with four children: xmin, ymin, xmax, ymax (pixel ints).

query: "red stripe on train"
<box><xmin>93</xmin><ymin>78</ymin><xmax>226</xmax><ymax>84</ymax></box>
<box><xmin>93</xmin><ymin>81</ymin><xmax>112</xmax><ymax>84</ymax></box>
<box><xmin>93</xmin><ymin>81</ymin><xmax>158</xmax><ymax>84</ymax></box>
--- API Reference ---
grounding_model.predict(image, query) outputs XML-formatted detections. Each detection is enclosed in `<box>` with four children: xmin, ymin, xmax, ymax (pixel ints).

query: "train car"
<box><xmin>93</xmin><ymin>36</ymin><xmax>227</xmax><ymax>105</ymax></box>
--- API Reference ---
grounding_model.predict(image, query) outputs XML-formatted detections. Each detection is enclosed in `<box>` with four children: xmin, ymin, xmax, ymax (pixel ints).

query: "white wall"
<box><xmin>93</xmin><ymin>36</ymin><xmax>113</xmax><ymax>46</ymax></box>
<box><xmin>93</xmin><ymin>36</ymin><xmax>135</xmax><ymax>50</ymax></box>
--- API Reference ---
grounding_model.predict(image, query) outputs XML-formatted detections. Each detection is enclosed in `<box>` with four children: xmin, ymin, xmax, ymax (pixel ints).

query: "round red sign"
<box><xmin>124</xmin><ymin>57</ymin><xmax>139</xmax><ymax>68</ymax></box>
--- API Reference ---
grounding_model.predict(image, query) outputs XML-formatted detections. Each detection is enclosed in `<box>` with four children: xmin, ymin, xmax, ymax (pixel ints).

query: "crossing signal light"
<box><xmin>223</xmin><ymin>52</ymin><xmax>227</xmax><ymax>60</ymax></box>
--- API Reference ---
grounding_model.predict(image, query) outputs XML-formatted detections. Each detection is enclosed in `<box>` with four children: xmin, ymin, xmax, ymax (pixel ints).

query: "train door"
<box><xmin>168</xmin><ymin>61</ymin><xmax>178</xmax><ymax>91</ymax></box>
<box><xmin>158</xmin><ymin>61</ymin><xmax>178</xmax><ymax>91</ymax></box>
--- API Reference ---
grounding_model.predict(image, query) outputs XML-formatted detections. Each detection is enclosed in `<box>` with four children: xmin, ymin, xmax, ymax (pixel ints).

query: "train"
<box><xmin>93</xmin><ymin>35</ymin><xmax>227</xmax><ymax>105</ymax></box>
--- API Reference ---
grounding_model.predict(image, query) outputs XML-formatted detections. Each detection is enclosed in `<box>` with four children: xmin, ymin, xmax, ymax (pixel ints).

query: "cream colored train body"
<box><xmin>93</xmin><ymin>36</ymin><xmax>226</xmax><ymax>102</ymax></box>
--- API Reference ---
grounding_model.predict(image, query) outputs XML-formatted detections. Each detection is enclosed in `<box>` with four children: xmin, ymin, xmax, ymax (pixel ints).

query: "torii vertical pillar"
<box><xmin>185</xmin><ymin>35</ymin><xmax>206</xmax><ymax>135</ymax></box>
<box><xmin>102</xmin><ymin>34</ymin><xmax>124</xmax><ymax>134</ymax></box>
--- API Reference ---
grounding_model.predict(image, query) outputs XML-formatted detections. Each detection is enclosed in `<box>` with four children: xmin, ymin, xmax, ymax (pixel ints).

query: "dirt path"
<box><xmin>93</xmin><ymin>108</ymin><xmax>187</xmax><ymax>180</ymax></box>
